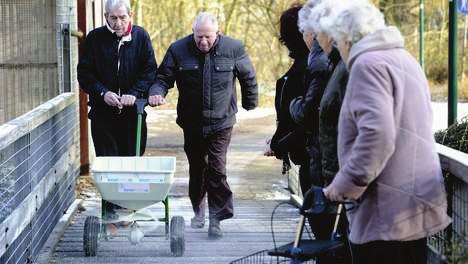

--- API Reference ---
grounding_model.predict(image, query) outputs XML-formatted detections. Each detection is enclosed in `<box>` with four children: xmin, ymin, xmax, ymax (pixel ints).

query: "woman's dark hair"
<box><xmin>279</xmin><ymin>4</ymin><xmax>309</xmax><ymax>55</ymax></box>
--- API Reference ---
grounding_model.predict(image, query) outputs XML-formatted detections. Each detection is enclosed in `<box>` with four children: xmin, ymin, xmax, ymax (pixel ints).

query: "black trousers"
<box><xmin>90</xmin><ymin>111</ymin><xmax>147</xmax><ymax>157</ymax></box>
<box><xmin>183</xmin><ymin>127</ymin><xmax>233</xmax><ymax>221</ymax></box>
<box><xmin>303</xmin><ymin>136</ymin><xmax>351</xmax><ymax>263</ymax></box>
<box><xmin>350</xmin><ymin>238</ymin><xmax>427</xmax><ymax>264</ymax></box>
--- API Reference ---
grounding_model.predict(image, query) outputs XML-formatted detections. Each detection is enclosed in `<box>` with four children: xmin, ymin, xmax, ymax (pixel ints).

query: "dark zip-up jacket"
<box><xmin>270</xmin><ymin>53</ymin><xmax>308</xmax><ymax>165</ymax></box>
<box><xmin>289</xmin><ymin>42</ymin><xmax>337</xmax><ymax>186</ymax></box>
<box><xmin>78</xmin><ymin>25</ymin><xmax>157</xmax><ymax>118</ymax></box>
<box><xmin>318</xmin><ymin>48</ymin><xmax>348</xmax><ymax>185</ymax></box>
<box><xmin>149</xmin><ymin>34</ymin><xmax>258</xmax><ymax>136</ymax></box>
<box><xmin>289</xmin><ymin>41</ymin><xmax>332</xmax><ymax>135</ymax></box>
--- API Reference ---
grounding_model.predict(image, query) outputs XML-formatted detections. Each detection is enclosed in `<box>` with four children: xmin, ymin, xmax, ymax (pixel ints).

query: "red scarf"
<box><xmin>106</xmin><ymin>20</ymin><xmax>133</xmax><ymax>37</ymax></box>
<box><xmin>123</xmin><ymin>21</ymin><xmax>132</xmax><ymax>36</ymax></box>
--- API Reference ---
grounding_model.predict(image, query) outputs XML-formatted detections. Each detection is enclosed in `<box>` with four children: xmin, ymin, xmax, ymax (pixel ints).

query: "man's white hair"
<box><xmin>105</xmin><ymin>0</ymin><xmax>131</xmax><ymax>14</ymax></box>
<box><xmin>192</xmin><ymin>12</ymin><xmax>219</xmax><ymax>31</ymax></box>
<box><xmin>297</xmin><ymin>0</ymin><xmax>322</xmax><ymax>33</ymax></box>
<box><xmin>323</xmin><ymin>0</ymin><xmax>386</xmax><ymax>44</ymax></box>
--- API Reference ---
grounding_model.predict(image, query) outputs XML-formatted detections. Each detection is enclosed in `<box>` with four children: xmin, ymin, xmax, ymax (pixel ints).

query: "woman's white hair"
<box><xmin>192</xmin><ymin>12</ymin><xmax>219</xmax><ymax>32</ymax></box>
<box><xmin>297</xmin><ymin>0</ymin><xmax>322</xmax><ymax>33</ymax></box>
<box><xmin>323</xmin><ymin>0</ymin><xmax>386</xmax><ymax>44</ymax></box>
<box><xmin>105</xmin><ymin>0</ymin><xmax>131</xmax><ymax>14</ymax></box>
<box><xmin>306</xmin><ymin>0</ymin><xmax>345</xmax><ymax>34</ymax></box>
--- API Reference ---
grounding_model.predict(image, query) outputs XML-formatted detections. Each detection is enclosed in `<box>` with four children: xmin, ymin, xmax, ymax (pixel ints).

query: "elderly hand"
<box><xmin>264</xmin><ymin>137</ymin><xmax>275</xmax><ymax>157</ymax></box>
<box><xmin>323</xmin><ymin>184</ymin><xmax>345</xmax><ymax>202</ymax></box>
<box><xmin>104</xmin><ymin>91</ymin><xmax>123</xmax><ymax>109</ymax></box>
<box><xmin>120</xmin><ymin>94</ymin><xmax>136</xmax><ymax>106</ymax></box>
<box><xmin>148</xmin><ymin>95</ymin><xmax>167</xmax><ymax>107</ymax></box>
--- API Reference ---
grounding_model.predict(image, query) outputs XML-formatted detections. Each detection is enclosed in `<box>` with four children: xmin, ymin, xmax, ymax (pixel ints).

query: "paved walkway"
<box><xmin>51</xmin><ymin>108</ymin><xmax>302</xmax><ymax>264</ymax></box>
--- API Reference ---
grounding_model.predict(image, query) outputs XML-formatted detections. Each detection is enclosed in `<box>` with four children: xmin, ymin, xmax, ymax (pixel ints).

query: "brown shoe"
<box><xmin>208</xmin><ymin>218</ymin><xmax>222</xmax><ymax>239</ymax></box>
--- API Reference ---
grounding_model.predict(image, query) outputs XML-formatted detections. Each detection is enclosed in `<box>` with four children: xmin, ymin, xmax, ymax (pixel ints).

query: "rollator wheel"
<box><xmin>170</xmin><ymin>216</ymin><xmax>185</xmax><ymax>257</ymax></box>
<box><xmin>83</xmin><ymin>216</ymin><xmax>100</xmax><ymax>257</ymax></box>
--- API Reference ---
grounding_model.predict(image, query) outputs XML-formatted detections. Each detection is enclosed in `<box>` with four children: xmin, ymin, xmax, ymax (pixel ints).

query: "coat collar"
<box><xmin>347</xmin><ymin>26</ymin><xmax>404</xmax><ymax>69</ymax></box>
<box><xmin>106</xmin><ymin>21</ymin><xmax>132</xmax><ymax>43</ymax></box>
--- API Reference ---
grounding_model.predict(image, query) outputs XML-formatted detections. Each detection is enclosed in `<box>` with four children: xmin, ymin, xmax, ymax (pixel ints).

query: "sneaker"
<box><xmin>190</xmin><ymin>215</ymin><xmax>205</xmax><ymax>228</ymax></box>
<box><xmin>208</xmin><ymin>218</ymin><xmax>222</xmax><ymax>239</ymax></box>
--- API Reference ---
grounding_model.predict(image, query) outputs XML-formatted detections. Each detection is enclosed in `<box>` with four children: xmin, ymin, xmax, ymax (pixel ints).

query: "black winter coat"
<box><xmin>319</xmin><ymin>48</ymin><xmax>348</xmax><ymax>185</ymax></box>
<box><xmin>289</xmin><ymin>42</ymin><xmax>337</xmax><ymax>187</ymax></box>
<box><xmin>289</xmin><ymin>41</ymin><xmax>332</xmax><ymax>136</ymax></box>
<box><xmin>149</xmin><ymin>34</ymin><xmax>258</xmax><ymax>136</ymax></box>
<box><xmin>77</xmin><ymin>25</ymin><xmax>157</xmax><ymax>118</ymax></box>
<box><xmin>270</xmin><ymin>53</ymin><xmax>308</xmax><ymax>165</ymax></box>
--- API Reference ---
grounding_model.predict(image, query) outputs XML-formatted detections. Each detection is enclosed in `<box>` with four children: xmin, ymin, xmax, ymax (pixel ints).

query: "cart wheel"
<box><xmin>170</xmin><ymin>216</ymin><xmax>185</xmax><ymax>257</ymax></box>
<box><xmin>83</xmin><ymin>216</ymin><xmax>100</xmax><ymax>257</ymax></box>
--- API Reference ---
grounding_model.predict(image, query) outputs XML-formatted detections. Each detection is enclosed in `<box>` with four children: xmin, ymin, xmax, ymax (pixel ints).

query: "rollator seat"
<box><xmin>268</xmin><ymin>240</ymin><xmax>344</xmax><ymax>261</ymax></box>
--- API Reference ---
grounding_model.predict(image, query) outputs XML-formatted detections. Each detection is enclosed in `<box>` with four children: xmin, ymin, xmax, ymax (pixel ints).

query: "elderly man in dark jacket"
<box><xmin>77</xmin><ymin>0</ymin><xmax>157</xmax><ymax>229</ymax></box>
<box><xmin>149</xmin><ymin>12</ymin><xmax>258</xmax><ymax>238</ymax></box>
<box><xmin>78</xmin><ymin>0</ymin><xmax>157</xmax><ymax>157</ymax></box>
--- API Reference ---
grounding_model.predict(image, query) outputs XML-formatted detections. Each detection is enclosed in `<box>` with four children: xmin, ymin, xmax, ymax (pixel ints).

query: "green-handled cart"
<box><xmin>83</xmin><ymin>99</ymin><xmax>185</xmax><ymax>257</ymax></box>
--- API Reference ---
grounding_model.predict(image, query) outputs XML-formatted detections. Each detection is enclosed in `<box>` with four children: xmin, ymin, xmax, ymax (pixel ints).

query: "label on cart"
<box><xmin>100</xmin><ymin>175</ymin><xmax>165</xmax><ymax>183</ymax></box>
<box><xmin>118</xmin><ymin>183</ymin><xmax>150</xmax><ymax>193</ymax></box>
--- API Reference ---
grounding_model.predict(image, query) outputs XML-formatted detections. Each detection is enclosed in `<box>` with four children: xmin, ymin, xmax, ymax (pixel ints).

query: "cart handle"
<box><xmin>135</xmin><ymin>98</ymin><xmax>147</xmax><ymax>115</ymax></box>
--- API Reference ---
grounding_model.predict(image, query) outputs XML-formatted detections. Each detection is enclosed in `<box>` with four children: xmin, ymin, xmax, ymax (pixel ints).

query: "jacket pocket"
<box><xmin>214</xmin><ymin>61</ymin><xmax>235</xmax><ymax>72</ymax></box>
<box><xmin>177</xmin><ymin>63</ymin><xmax>200</xmax><ymax>85</ymax></box>
<box><xmin>178</xmin><ymin>63</ymin><xmax>200</xmax><ymax>71</ymax></box>
<box><xmin>213</xmin><ymin>59</ymin><xmax>234</xmax><ymax>91</ymax></box>
<box><xmin>209</xmin><ymin>60</ymin><xmax>234</xmax><ymax>119</ymax></box>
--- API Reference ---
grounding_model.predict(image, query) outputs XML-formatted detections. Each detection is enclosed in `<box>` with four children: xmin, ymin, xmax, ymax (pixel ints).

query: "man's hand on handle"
<box><xmin>120</xmin><ymin>94</ymin><xmax>136</xmax><ymax>106</ymax></box>
<box><xmin>149</xmin><ymin>95</ymin><xmax>167</xmax><ymax>107</ymax></box>
<box><xmin>104</xmin><ymin>91</ymin><xmax>123</xmax><ymax>109</ymax></box>
<box><xmin>104</xmin><ymin>92</ymin><xmax>138</xmax><ymax>108</ymax></box>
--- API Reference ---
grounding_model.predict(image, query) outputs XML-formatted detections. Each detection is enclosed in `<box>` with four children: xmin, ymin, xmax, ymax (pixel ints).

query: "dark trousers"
<box><xmin>90</xmin><ymin>111</ymin><xmax>147</xmax><ymax>157</ymax></box>
<box><xmin>308</xmin><ymin>212</ymin><xmax>351</xmax><ymax>264</ymax></box>
<box><xmin>183</xmin><ymin>127</ymin><xmax>233</xmax><ymax>221</ymax></box>
<box><xmin>350</xmin><ymin>238</ymin><xmax>427</xmax><ymax>264</ymax></box>
<box><xmin>303</xmin><ymin>136</ymin><xmax>351</xmax><ymax>263</ymax></box>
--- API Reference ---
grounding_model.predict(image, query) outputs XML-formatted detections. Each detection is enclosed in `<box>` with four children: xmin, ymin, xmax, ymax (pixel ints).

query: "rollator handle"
<box><xmin>301</xmin><ymin>187</ymin><xmax>328</xmax><ymax>215</ymax></box>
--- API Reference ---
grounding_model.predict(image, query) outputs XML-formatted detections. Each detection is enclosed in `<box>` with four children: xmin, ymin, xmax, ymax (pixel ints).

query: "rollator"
<box><xmin>230</xmin><ymin>186</ymin><xmax>354</xmax><ymax>264</ymax></box>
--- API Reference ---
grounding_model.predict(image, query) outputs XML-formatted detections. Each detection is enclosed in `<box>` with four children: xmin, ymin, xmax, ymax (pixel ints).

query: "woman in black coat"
<box><xmin>265</xmin><ymin>4</ymin><xmax>309</xmax><ymax>194</ymax></box>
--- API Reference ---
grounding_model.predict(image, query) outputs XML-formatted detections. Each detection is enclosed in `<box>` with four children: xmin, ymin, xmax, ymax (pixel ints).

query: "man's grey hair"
<box><xmin>192</xmin><ymin>12</ymin><xmax>219</xmax><ymax>32</ymax></box>
<box><xmin>297</xmin><ymin>0</ymin><xmax>322</xmax><ymax>33</ymax></box>
<box><xmin>105</xmin><ymin>0</ymin><xmax>131</xmax><ymax>14</ymax></box>
<box><xmin>324</xmin><ymin>0</ymin><xmax>386</xmax><ymax>44</ymax></box>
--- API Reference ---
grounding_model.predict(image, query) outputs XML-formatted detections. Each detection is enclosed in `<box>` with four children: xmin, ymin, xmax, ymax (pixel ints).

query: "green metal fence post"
<box><xmin>136</xmin><ymin>113</ymin><xmax>142</xmax><ymax>155</ymax></box>
<box><xmin>419</xmin><ymin>0</ymin><xmax>425</xmax><ymax>70</ymax></box>
<box><xmin>448</xmin><ymin>0</ymin><xmax>459</xmax><ymax>126</ymax></box>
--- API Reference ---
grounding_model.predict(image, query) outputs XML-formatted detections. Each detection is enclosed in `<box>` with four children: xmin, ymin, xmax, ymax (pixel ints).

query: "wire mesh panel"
<box><xmin>0</xmin><ymin>0</ymin><xmax>59</xmax><ymax>125</ymax></box>
<box><xmin>0</xmin><ymin>102</ymin><xmax>77</xmax><ymax>263</ymax></box>
<box><xmin>230</xmin><ymin>249</ymin><xmax>315</xmax><ymax>264</ymax></box>
<box><xmin>31</xmin><ymin>167</ymin><xmax>75</xmax><ymax>257</ymax></box>
<box><xmin>0</xmin><ymin>225</ymin><xmax>32</xmax><ymax>264</ymax></box>
<box><xmin>0</xmin><ymin>105</ymin><xmax>76</xmax><ymax>224</ymax></box>
<box><xmin>428</xmin><ymin>172</ymin><xmax>468</xmax><ymax>263</ymax></box>
<box><xmin>0</xmin><ymin>134</ymin><xmax>30</xmax><ymax>223</ymax></box>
